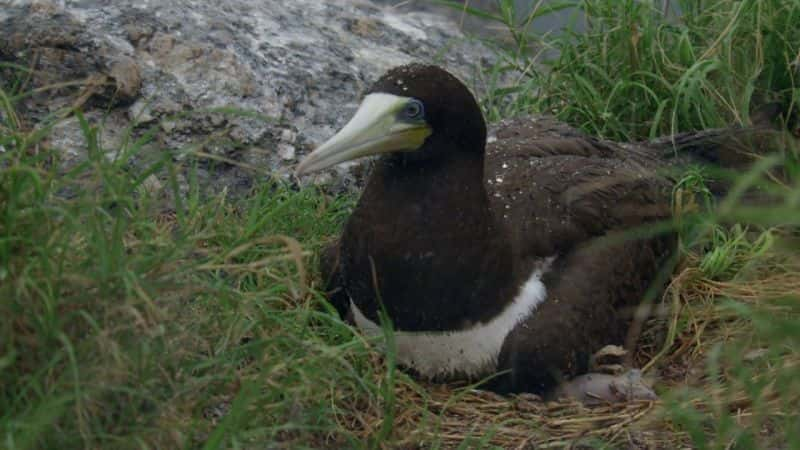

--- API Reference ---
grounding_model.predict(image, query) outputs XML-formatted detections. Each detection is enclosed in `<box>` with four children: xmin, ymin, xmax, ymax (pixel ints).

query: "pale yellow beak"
<box><xmin>295</xmin><ymin>93</ymin><xmax>432</xmax><ymax>175</ymax></box>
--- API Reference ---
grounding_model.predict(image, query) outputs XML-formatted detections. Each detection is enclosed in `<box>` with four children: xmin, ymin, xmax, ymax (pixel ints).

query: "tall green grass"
<box><xmin>459</xmin><ymin>0</ymin><xmax>800</xmax><ymax>447</ymax></box>
<box><xmin>0</xmin><ymin>72</ymin><xmax>410</xmax><ymax>448</ymax></box>
<box><xmin>475</xmin><ymin>0</ymin><xmax>799</xmax><ymax>140</ymax></box>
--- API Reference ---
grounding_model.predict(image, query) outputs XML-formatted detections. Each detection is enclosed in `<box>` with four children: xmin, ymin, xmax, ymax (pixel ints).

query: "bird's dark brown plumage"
<box><xmin>312</xmin><ymin>64</ymin><xmax>789</xmax><ymax>394</ymax></box>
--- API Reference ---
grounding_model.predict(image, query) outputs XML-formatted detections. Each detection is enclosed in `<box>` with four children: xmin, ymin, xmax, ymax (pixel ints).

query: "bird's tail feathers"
<box><xmin>652</xmin><ymin>102</ymin><xmax>798</xmax><ymax>169</ymax></box>
<box><xmin>648</xmin><ymin>102</ymin><xmax>798</xmax><ymax>200</ymax></box>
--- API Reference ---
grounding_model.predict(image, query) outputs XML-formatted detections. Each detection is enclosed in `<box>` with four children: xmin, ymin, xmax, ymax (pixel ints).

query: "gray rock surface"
<box><xmin>373</xmin><ymin>0</ymin><xmax>502</xmax><ymax>38</ymax></box>
<box><xmin>554</xmin><ymin>369</ymin><xmax>659</xmax><ymax>405</ymax></box>
<box><xmin>0</xmin><ymin>0</ymin><xmax>499</xmax><ymax>194</ymax></box>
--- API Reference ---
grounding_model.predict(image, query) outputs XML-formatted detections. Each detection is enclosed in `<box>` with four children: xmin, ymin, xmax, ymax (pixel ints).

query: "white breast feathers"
<box><xmin>350</xmin><ymin>258</ymin><xmax>554</xmax><ymax>379</ymax></box>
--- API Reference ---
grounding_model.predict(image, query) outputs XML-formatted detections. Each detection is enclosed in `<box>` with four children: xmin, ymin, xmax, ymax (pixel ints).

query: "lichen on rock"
<box><xmin>0</xmin><ymin>0</ymin><xmax>500</xmax><ymax>196</ymax></box>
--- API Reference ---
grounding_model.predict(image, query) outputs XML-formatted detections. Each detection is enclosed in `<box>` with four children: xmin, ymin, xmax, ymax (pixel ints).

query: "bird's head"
<box><xmin>295</xmin><ymin>64</ymin><xmax>486</xmax><ymax>175</ymax></box>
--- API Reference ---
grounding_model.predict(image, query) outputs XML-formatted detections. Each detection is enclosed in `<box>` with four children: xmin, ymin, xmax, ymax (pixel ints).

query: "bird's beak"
<box><xmin>295</xmin><ymin>93</ymin><xmax>432</xmax><ymax>175</ymax></box>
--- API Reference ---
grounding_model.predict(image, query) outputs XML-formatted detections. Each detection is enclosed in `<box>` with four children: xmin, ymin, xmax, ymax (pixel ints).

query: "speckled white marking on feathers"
<box><xmin>351</xmin><ymin>257</ymin><xmax>556</xmax><ymax>379</ymax></box>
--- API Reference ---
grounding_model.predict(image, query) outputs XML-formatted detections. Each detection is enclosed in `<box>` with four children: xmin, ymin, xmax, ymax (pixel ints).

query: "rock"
<box><xmin>552</xmin><ymin>345</ymin><xmax>659</xmax><ymax>404</ymax></box>
<box><xmin>372</xmin><ymin>0</ymin><xmax>501</xmax><ymax>38</ymax></box>
<box><xmin>554</xmin><ymin>369</ymin><xmax>658</xmax><ymax>405</ymax></box>
<box><xmin>107</xmin><ymin>55</ymin><xmax>142</xmax><ymax>102</ymax></box>
<box><xmin>139</xmin><ymin>174</ymin><xmax>164</xmax><ymax>196</ymax></box>
<box><xmin>0</xmin><ymin>0</ymin><xmax>501</xmax><ymax>196</ymax></box>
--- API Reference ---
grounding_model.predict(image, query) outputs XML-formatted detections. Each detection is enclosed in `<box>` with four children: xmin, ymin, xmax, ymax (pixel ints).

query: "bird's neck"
<box><xmin>341</xmin><ymin>152</ymin><xmax>519</xmax><ymax>332</ymax></box>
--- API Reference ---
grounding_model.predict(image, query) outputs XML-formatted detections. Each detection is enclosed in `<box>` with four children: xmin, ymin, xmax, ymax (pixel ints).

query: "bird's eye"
<box><xmin>403</xmin><ymin>99</ymin><xmax>424</xmax><ymax>119</ymax></box>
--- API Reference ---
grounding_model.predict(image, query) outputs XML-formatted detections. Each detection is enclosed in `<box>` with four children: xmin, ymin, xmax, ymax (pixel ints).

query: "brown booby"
<box><xmin>295</xmin><ymin>64</ymin><xmax>784</xmax><ymax>394</ymax></box>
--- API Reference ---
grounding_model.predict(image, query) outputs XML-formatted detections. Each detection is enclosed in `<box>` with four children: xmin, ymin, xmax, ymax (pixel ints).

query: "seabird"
<box><xmin>296</xmin><ymin>64</ymin><xmax>785</xmax><ymax>394</ymax></box>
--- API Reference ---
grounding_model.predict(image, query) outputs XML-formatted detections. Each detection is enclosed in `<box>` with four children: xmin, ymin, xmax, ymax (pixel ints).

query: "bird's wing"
<box><xmin>485</xmin><ymin>117</ymin><xmax>673</xmax><ymax>258</ymax></box>
<box><xmin>485</xmin><ymin>118</ymin><xmax>676</xmax><ymax>394</ymax></box>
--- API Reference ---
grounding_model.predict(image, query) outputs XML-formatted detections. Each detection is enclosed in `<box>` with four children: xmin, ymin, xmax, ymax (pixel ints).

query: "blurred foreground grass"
<box><xmin>3</xmin><ymin>0</ymin><xmax>800</xmax><ymax>448</ymax></box>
